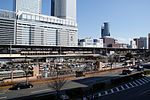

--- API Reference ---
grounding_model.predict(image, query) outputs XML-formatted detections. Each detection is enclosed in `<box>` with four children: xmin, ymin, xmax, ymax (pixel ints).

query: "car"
<box><xmin>9</xmin><ymin>82</ymin><xmax>33</xmax><ymax>90</ymax></box>
<box><xmin>137</xmin><ymin>66</ymin><xmax>144</xmax><ymax>71</ymax></box>
<box><xmin>137</xmin><ymin>67</ymin><xmax>144</xmax><ymax>71</ymax></box>
<box><xmin>128</xmin><ymin>67</ymin><xmax>134</xmax><ymax>71</ymax></box>
<box><xmin>122</xmin><ymin>69</ymin><xmax>132</xmax><ymax>75</ymax></box>
<box><xmin>58</xmin><ymin>91</ymin><xmax>70</xmax><ymax>100</ymax></box>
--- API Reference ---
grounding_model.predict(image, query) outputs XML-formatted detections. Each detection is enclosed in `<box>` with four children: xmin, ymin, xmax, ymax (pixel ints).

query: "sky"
<box><xmin>0</xmin><ymin>0</ymin><xmax>150</xmax><ymax>44</ymax></box>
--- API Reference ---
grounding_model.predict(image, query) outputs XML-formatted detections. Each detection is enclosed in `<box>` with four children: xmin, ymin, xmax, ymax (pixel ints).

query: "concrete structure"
<box><xmin>97</xmin><ymin>61</ymin><xmax>102</xmax><ymax>71</ymax></box>
<box><xmin>78</xmin><ymin>38</ymin><xmax>103</xmax><ymax>47</ymax></box>
<box><xmin>51</xmin><ymin>0</ymin><xmax>76</xmax><ymax>21</ymax></box>
<box><xmin>133</xmin><ymin>37</ymin><xmax>147</xmax><ymax>49</ymax></box>
<box><xmin>101</xmin><ymin>22</ymin><xmax>110</xmax><ymax>38</ymax></box>
<box><xmin>110</xmin><ymin>43</ymin><xmax>129</xmax><ymax>48</ymax></box>
<box><xmin>13</xmin><ymin>0</ymin><xmax>42</xmax><ymax>14</ymax></box>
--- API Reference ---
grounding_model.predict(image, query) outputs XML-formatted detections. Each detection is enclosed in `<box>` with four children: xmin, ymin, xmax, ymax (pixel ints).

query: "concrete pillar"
<box><xmin>33</xmin><ymin>66</ymin><xmax>39</xmax><ymax>77</ymax></box>
<box><xmin>132</xmin><ymin>58</ymin><xmax>135</xmax><ymax>66</ymax></box>
<box><xmin>98</xmin><ymin>61</ymin><xmax>103</xmax><ymax>71</ymax></box>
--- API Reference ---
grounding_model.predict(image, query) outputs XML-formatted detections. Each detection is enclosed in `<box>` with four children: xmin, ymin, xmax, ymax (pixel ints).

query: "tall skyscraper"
<box><xmin>13</xmin><ymin>0</ymin><xmax>42</xmax><ymax>14</ymax></box>
<box><xmin>101</xmin><ymin>22</ymin><xmax>110</xmax><ymax>38</ymax></box>
<box><xmin>148</xmin><ymin>33</ymin><xmax>150</xmax><ymax>49</ymax></box>
<box><xmin>51</xmin><ymin>0</ymin><xmax>76</xmax><ymax>21</ymax></box>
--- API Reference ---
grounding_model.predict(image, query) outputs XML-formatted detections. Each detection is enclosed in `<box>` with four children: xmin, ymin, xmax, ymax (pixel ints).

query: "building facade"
<box><xmin>103</xmin><ymin>37</ymin><xmax>115</xmax><ymax>48</ymax></box>
<box><xmin>0</xmin><ymin>10</ymin><xmax>16</xmax><ymax>45</ymax></box>
<box><xmin>133</xmin><ymin>37</ymin><xmax>147</xmax><ymax>49</ymax></box>
<box><xmin>101</xmin><ymin>22</ymin><xmax>110</xmax><ymax>38</ymax></box>
<box><xmin>78</xmin><ymin>38</ymin><xmax>103</xmax><ymax>48</ymax></box>
<box><xmin>0</xmin><ymin>0</ymin><xmax>78</xmax><ymax>47</ymax></box>
<box><xmin>129</xmin><ymin>40</ymin><xmax>137</xmax><ymax>49</ymax></box>
<box><xmin>148</xmin><ymin>33</ymin><xmax>150</xmax><ymax>49</ymax></box>
<box><xmin>16</xmin><ymin>11</ymin><xmax>78</xmax><ymax>46</ymax></box>
<box><xmin>51</xmin><ymin>0</ymin><xmax>76</xmax><ymax>21</ymax></box>
<box><xmin>13</xmin><ymin>0</ymin><xmax>42</xmax><ymax>14</ymax></box>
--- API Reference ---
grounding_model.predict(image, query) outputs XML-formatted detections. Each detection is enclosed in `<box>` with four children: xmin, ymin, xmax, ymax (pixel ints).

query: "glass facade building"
<box><xmin>51</xmin><ymin>0</ymin><xmax>76</xmax><ymax>21</ymax></box>
<box><xmin>101</xmin><ymin>22</ymin><xmax>110</xmax><ymax>38</ymax></box>
<box><xmin>13</xmin><ymin>0</ymin><xmax>41</xmax><ymax>14</ymax></box>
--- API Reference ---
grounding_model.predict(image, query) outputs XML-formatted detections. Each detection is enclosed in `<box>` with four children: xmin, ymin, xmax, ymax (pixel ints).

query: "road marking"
<box><xmin>129</xmin><ymin>83</ymin><xmax>134</xmax><ymax>87</ymax></box>
<box><xmin>125</xmin><ymin>84</ymin><xmax>130</xmax><ymax>89</ymax></box>
<box><xmin>105</xmin><ymin>91</ymin><xmax>108</xmax><ymax>95</ymax></box>
<box><xmin>138</xmin><ymin>79</ymin><xmax>145</xmax><ymax>84</ymax></box>
<box><xmin>142</xmin><ymin>78</ymin><xmax>149</xmax><ymax>83</ymax></box>
<box><xmin>144</xmin><ymin>77</ymin><xmax>150</xmax><ymax>82</ymax></box>
<box><xmin>132</xmin><ymin>81</ymin><xmax>139</xmax><ymax>86</ymax></box>
<box><xmin>140</xmin><ymin>78</ymin><xmax>147</xmax><ymax>83</ymax></box>
<box><xmin>0</xmin><ymin>97</ymin><xmax>7</xmax><ymax>99</ymax></box>
<box><xmin>120</xmin><ymin>86</ymin><xmax>125</xmax><ymax>90</ymax></box>
<box><xmin>110</xmin><ymin>89</ymin><xmax>114</xmax><ymax>93</ymax></box>
<box><xmin>135</xmin><ymin>80</ymin><xmax>142</xmax><ymax>85</ymax></box>
<box><xmin>31</xmin><ymin>89</ymin><xmax>51</xmax><ymax>94</ymax></box>
<box><xmin>116</xmin><ymin>87</ymin><xmax>119</xmax><ymax>92</ymax></box>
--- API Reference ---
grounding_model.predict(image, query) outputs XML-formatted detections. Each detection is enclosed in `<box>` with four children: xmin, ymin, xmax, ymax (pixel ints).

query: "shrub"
<box><xmin>144</xmin><ymin>70</ymin><xmax>150</xmax><ymax>75</ymax></box>
<box><xmin>111</xmin><ymin>72</ymin><xmax>144</xmax><ymax>86</ymax></box>
<box><xmin>92</xmin><ymin>82</ymin><xmax>105</xmax><ymax>92</ymax></box>
<box><xmin>66</xmin><ymin>87</ymin><xmax>84</xmax><ymax>98</ymax></box>
<box><xmin>0</xmin><ymin>82</ymin><xmax>16</xmax><ymax>87</ymax></box>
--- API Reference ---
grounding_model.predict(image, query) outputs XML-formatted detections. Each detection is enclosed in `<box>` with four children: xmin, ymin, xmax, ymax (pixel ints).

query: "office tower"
<box><xmin>148</xmin><ymin>33</ymin><xmax>150</xmax><ymax>49</ymax></box>
<box><xmin>51</xmin><ymin>0</ymin><xmax>76</xmax><ymax>21</ymax></box>
<box><xmin>101</xmin><ymin>22</ymin><xmax>110</xmax><ymax>38</ymax></box>
<box><xmin>13</xmin><ymin>0</ymin><xmax>42</xmax><ymax>14</ymax></box>
<box><xmin>133</xmin><ymin>37</ymin><xmax>147</xmax><ymax>49</ymax></box>
<box><xmin>0</xmin><ymin>0</ymin><xmax>78</xmax><ymax>47</ymax></box>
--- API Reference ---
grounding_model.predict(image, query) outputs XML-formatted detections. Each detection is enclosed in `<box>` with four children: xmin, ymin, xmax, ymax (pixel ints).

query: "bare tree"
<box><xmin>48</xmin><ymin>77</ymin><xmax>67</xmax><ymax>99</ymax></box>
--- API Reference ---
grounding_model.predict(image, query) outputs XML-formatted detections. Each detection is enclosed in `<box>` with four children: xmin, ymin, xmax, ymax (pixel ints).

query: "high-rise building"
<box><xmin>148</xmin><ymin>33</ymin><xmax>150</xmax><ymax>49</ymax></box>
<box><xmin>13</xmin><ymin>0</ymin><xmax>42</xmax><ymax>14</ymax></box>
<box><xmin>51</xmin><ymin>0</ymin><xmax>76</xmax><ymax>21</ymax></box>
<box><xmin>133</xmin><ymin>37</ymin><xmax>147</xmax><ymax>49</ymax></box>
<box><xmin>0</xmin><ymin>0</ymin><xmax>78</xmax><ymax>47</ymax></box>
<box><xmin>101</xmin><ymin>22</ymin><xmax>110</xmax><ymax>38</ymax></box>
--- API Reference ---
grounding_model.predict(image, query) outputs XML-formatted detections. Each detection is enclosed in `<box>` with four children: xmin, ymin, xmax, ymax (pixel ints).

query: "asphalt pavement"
<box><xmin>100</xmin><ymin>76</ymin><xmax>150</xmax><ymax>100</ymax></box>
<box><xmin>0</xmin><ymin>69</ymin><xmax>124</xmax><ymax>100</ymax></box>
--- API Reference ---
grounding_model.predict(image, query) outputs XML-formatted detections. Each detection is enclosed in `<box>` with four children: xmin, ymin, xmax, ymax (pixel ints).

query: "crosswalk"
<box><xmin>98</xmin><ymin>77</ymin><xmax>150</xmax><ymax>97</ymax></box>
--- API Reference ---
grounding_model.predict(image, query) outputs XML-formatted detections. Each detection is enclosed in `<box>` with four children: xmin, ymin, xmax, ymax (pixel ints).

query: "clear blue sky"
<box><xmin>0</xmin><ymin>0</ymin><xmax>150</xmax><ymax>43</ymax></box>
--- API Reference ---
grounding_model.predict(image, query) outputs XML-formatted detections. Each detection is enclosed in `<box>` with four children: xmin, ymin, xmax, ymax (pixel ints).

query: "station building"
<box><xmin>0</xmin><ymin>0</ymin><xmax>78</xmax><ymax>47</ymax></box>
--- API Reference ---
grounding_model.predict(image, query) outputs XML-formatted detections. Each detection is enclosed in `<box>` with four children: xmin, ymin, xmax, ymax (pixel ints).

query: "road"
<box><xmin>100</xmin><ymin>76</ymin><xmax>150</xmax><ymax>100</ymax></box>
<box><xmin>0</xmin><ymin>69</ymin><xmax>124</xmax><ymax>100</ymax></box>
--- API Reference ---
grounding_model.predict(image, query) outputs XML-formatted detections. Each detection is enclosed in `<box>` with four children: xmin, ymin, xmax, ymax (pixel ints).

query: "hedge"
<box><xmin>0</xmin><ymin>82</ymin><xmax>16</xmax><ymax>87</ymax></box>
<box><xmin>92</xmin><ymin>82</ymin><xmax>106</xmax><ymax>93</ymax></box>
<box><xmin>111</xmin><ymin>72</ymin><xmax>144</xmax><ymax>86</ymax></box>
